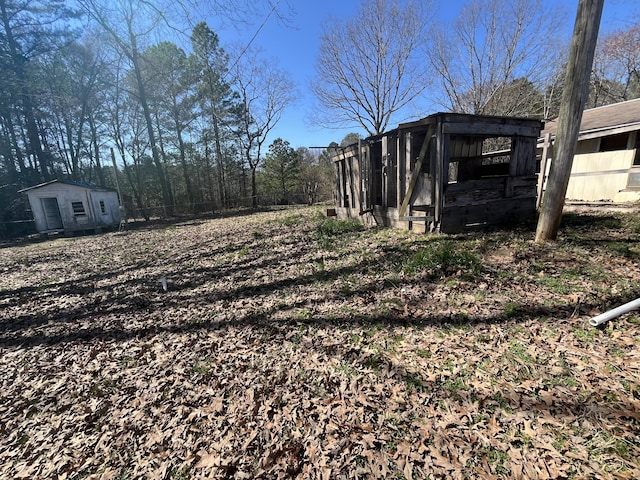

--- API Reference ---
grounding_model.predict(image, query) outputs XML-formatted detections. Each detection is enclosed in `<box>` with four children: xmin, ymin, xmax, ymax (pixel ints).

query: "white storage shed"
<box><xmin>20</xmin><ymin>180</ymin><xmax>121</xmax><ymax>234</ymax></box>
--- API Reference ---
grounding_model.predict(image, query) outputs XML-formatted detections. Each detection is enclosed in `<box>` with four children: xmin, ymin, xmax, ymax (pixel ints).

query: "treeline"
<box><xmin>0</xmin><ymin>0</ymin><xmax>327</xmax><ymax>237</ymax></box>
<box><xmin>1</xmin><ymin>0</ymin><xmax>639</xmax><ymax>238</ymax></box>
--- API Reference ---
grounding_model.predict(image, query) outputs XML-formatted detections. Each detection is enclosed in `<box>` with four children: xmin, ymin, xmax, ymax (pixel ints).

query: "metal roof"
<box><xmin>18</xmin><ymin>179</ymin><xmax>117</xmax><ymax>193</ymax></box>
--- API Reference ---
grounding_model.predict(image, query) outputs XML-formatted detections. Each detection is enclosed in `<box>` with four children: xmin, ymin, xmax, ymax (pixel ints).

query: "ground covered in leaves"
<box><xmin>1</xmin><ymin>206</ymin><xmax>639</xmax><ymax>479</ymax></box>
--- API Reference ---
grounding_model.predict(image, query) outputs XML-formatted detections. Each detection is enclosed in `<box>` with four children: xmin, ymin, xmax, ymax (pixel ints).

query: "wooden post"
<box><xmin>399</xmin><ymin>124</ymin><xmax>434</xmax><ymax>218</ymax></box>
<box><xmin>537</xmin><ymin>132</ymin><xmax>552</xmax><ymax>209</ymax></box>
<box><xmin>381</xmin><ymin>136</ymin><xmax>388</xmax><ymax>210</ymax></box>
<box><xmin>535</xmin><ymin>0</ymin><xmax>604</xmax><ymax>242</ymax></box>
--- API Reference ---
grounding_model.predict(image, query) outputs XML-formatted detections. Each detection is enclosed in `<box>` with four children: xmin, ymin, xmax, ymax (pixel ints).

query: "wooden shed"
<box><xmin>332</xmin><ymin>112</ymin><xmax>543</xmax><ymax>233</ymax></box>
<box><xmin>20</xmin><ymin>180</ymin><xmax>121</xmax><ymax>235</ymax></box>
<box><xmin>538</xmin><ymin>98</ymin><xmax>640</xmax><ymax>204</ymax></box>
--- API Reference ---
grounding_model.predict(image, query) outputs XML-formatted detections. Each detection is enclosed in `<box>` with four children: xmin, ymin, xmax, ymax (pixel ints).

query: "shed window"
<box><xmin>72</xmin><ymin>201</ymin><xmax>86</xmax><ymax>216</ymax></box>
<box><xmin>100</xmin><ymin>200</ymin><xmax>106</xmax><ymax>215</ymax></box>
<box><xmin>634</xmin><ymin>132</ymin><xmax>640</xmax><ymax>165</ymax></box>
<box><xmin>449</xmin><ymin>136</ymin><xmax>511</xmax><ymax>182</ymax></box>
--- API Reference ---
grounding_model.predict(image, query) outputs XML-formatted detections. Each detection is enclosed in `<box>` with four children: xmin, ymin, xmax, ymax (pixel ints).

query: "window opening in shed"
<box><xmin>448</xmin><ymin>136</ymin><xmax>511</xmax><ymax>183</ymax></box>
<box><xmin>72</xmin><ymin>201</ymin><xmax>86</xmax><ymax>216</ymax></box>
<box><xmin>480</xmin><ymin>137</ymin><xmax>511</xmax><ymax>177</ymax></box>
<box><xmin>633</xmin><ymin>132</ymin><xmax>640</xmax><ymax>166</ymax></box>
<box><xmin>100</xmin><ymin>200</ymin><xmax>106</xmax><ymax>215</ymax></box>
<box><xmin>337</xmin><ymin>160</ymin><xmax>349</xmax><ymax>208</ymax></box>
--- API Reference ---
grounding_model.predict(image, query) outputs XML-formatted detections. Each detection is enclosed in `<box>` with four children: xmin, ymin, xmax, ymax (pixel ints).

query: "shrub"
<box><xmin>403</xmin><ymin>239</ymin><xmax>482</xmax><ymax>279</ymax></box>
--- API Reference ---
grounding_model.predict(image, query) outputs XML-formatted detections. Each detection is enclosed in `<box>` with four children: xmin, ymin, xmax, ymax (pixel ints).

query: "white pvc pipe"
<box><xmin>589</xmin><ymin>298</ymin><xmax>640</xmax><ymax>327</ymax></box>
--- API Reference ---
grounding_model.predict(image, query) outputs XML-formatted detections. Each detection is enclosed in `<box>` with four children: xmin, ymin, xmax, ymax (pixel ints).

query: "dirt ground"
<box><xmin>1</xmin><ymin>206</ymin><xmax>638</xmax><ymax>479</ymax></box>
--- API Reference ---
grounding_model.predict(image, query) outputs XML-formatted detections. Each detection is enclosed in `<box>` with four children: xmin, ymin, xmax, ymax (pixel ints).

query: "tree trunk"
<box><xmin>2</xmin><ymin>107</ymin><xmax>26</xmax><ymax>175</ymax></box>
<box><xmin>0</xmin><ymin>2</ymin><xmax>50</xmax><ymax>180</ymax></box>
<box><xmin>89</xmin><ymin>113</ymin><xmax>106</xmax><ymax>187</ymax></box>
<box><xmin>535</xmin><ymin>0</ymin><xmax>604</xmax><ymax>242</ymax></box>
<box><xmin>128</xmin><ymin>24</ymin><xmax>173</xmax><ymax>216</ymax></box>
<box><xmin>154</xmin><ymin>111</ymin><xmax>176</xmax><ymax>214</ymax></box>
<box><xmin>251</xmin><ymin>165</ymin><xmax>258</xmax><ymax>209</ymax></box>
<box><xmin>174</xmin><ymin>109</ymin><xmax>196</xmax><ymax>213</ymax></box>
<box><xmin>203</xmin><ymin>134</ymin><xmax>216</xmax><ymax>213</ymax></box>
<box><xmin>120</xmin><ymin>151</ymin><xmax>150</xmax><ymax>221</ymax></box>
<box><xmin>212</xmin><ymin>114</ymin><xmax>227</xmax><ymax>208</ymax></box>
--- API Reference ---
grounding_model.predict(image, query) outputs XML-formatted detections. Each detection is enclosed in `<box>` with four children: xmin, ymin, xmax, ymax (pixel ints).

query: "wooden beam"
<box><xmin>434</xmin><ymin>123</ymin><xmax>448</xmax><ymax>227</ymax></box>
<box><xmin>536</xmin><ymin>0</ymin><xmax>604</xmax><ymax>241</ymax></box>
<box><xmin>398</xmin><ymin>125</ymin><xmax>434</xmax><ymax>218</ymax></box>
<box><xmin>442</xmin><ymin>121</ymin><xmax>541</xmax><ymax>138</ymax></box>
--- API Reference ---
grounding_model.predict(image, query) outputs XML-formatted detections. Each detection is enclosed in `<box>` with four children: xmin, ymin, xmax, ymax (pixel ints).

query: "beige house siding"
<box><xmin>566</xmin><ymin>150</ymin><xmax>636</xmax><ymax>202</ymax></box>
<box><xmin>539</xmin><ymin>99</ymin><xmax>640</xmax><ymax>204</ymax></box>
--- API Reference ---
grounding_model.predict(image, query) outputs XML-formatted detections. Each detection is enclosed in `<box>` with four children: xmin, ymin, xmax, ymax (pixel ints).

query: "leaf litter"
<box><xmin>0</xmin><ymin>207</ymin><xmax>639</xmax><ymax>479</ymax></box>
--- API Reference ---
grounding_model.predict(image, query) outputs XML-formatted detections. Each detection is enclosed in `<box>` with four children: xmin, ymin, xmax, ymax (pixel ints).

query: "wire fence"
<box><xmin>0</xmin><ymin>194</ymin><xmax>335</xmax><ymax>240</ymax></box>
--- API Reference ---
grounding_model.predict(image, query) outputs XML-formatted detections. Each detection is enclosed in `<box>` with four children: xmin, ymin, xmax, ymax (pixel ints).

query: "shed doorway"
<box><xmin>41</xmin><ymin>197</ymin><xmax>63</xmax><ymax>230</ymax></box>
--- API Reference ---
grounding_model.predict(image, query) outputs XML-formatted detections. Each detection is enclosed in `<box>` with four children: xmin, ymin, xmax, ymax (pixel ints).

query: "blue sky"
<box><xmin>211</xmin><ymin>0</ymin><xmax>639</xmax><ymax>151</ymax></box>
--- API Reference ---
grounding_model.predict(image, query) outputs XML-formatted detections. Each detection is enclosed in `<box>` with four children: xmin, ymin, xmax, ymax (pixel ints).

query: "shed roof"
<box><xmin>542</xmin><ymin>98</ymin><xmax>640</xmax><ymax>139</ymax></box>
<box><xmin>339</xmin><ymin>112</ymin><xmax>543</xmax><ymax>150</ymax></box>
<box><xmin>19</xmin><ymin>180</ymin><xmax>117</xmax><ymax>193</ymax></box>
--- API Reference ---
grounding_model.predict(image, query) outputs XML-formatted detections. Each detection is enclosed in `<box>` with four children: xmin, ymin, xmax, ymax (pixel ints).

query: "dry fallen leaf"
<box><xmin>0</xmin><ymin>207</ymin><xmax>638</xmax><ymax>479</ymax></box>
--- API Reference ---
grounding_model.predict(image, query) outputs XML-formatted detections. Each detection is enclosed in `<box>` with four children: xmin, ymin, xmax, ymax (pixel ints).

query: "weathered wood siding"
<box><xmin>332</xmin><ymin>113</ymin><xmax>543</xmax><ymax>233</ymax></box>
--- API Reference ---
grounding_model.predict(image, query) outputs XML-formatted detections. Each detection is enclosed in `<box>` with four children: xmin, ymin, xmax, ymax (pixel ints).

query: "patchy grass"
<box><xmin>316</xmin><ymin>217</ymin><xmax>364</xmax><ymax>236</ymax></box>
<box><xmin>0</xmin><ymin>206</ymin><xmax>639</xmax><ymax>479</ymax></box>
<box><xmin>402</xmin><ymin>238</ymin><xmax>483</xmax><ymax>279</ymax></box>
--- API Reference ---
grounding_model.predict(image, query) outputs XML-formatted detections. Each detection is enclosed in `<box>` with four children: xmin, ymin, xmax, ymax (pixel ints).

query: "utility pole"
<box><xmin>535</xmin><ymin>0</ymin><xmax>604</xmax><ymax>242</ymax></box>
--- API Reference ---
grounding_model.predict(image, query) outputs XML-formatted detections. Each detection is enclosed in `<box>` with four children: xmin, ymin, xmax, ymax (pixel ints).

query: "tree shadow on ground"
<box><xmin>3</xmin><ymin>207</ymin><xmax>639</xmax><ymax>350</ymax></box>
<box><xmin>2</xmin><ymin>279</ymin><xmax>639</xmax><ymax>348</ymax></box>
<box><xmin>560</xmin><ymin>212</ymin><xmax>623</xmax><ymax>230</ymax></box>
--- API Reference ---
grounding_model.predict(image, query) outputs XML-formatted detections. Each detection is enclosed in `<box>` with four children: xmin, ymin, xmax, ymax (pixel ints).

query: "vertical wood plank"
<box><xmin>537</xmin><ymin>132</ymin><xmax>552</xmax><ymax>208</ymax></box>
<box><xmin>381</xmin><ymin>135</ymin><xmax>388</xmax><ymax>209</ymax></box>
<box><xmin>396</xmin><ymin>132</ymin><xmax>403</xmax><ymax>214</ymax></box>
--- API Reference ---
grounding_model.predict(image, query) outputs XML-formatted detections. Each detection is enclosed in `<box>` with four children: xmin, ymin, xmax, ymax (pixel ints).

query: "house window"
<box><xmin>100</xmin><ymin>200</ymin><xmax>106</xmax><ymax>215</ymax></box>
<box><xmin>71</xmin><ymin>201</ymin><xmax>86</xmax><ymax>216</ymax></box>
<box><xmin>628</xmin><ymin>171</ymin><xmax>640</xmax><ymax>189</ymax></box>
<box><xmin>600</xmin><ymin>133</ymin><xmax>629</xmax><ymax>152</ymax></box>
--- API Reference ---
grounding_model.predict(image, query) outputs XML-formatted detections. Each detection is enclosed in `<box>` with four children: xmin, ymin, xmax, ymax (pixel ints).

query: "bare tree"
<box><xmin>176</xmin><ymin>0</ymin><xmax>295</xmax><ymax>31</ymax></box>
<box><xmin>77</xmin><ymin>0</ymin><xmax>178</xmax><ymax>215</ymax></box>
<box><xmin>233</xmin><ymin>52</ymin><xmax>296</xmax><ymax>208</ymax></box>
<box><xmin>0</xmin><ymin>0</ymin><xmax>79</xmax><ymax>181</ymax></box>
<box><xmin>431</xmin><ymin>0</ymin><xmax>565</xmax><ymax>116</ymax></box>
<box><xmin>311</xmin><ymin>0</ymin><xmax>433</xmax><ymax>136</ymax></box>
<box><xmin>590</xmin><ymin>22</ymin><xmax>640</xmax><ymax>107</ymax></box>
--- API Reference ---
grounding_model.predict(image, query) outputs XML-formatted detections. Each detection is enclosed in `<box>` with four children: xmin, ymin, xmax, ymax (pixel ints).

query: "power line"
<box><xmin>226</xmin><ymin>0</ymin><xmax>282</xmax><ymax>77</ymax></box>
